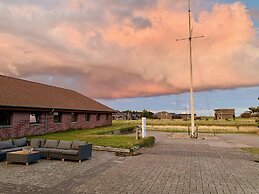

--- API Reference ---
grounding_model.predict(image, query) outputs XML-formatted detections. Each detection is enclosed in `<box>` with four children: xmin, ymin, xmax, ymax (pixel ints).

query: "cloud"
<box><xmin>0</xmin><ymin>0</ymin><xmax>259</xmax><ymax>99</ymax></box>
<box><xmin>131</xmin><ymin>17</ymin><xmax>152</xmax><ymax>29</ymax></box>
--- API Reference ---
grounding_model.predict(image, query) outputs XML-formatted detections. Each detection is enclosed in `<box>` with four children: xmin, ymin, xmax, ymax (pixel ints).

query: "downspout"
<box><xmin>44</xmin><ymin>108</ymin><xmax>54</xmax><ymax>134</ymax></box>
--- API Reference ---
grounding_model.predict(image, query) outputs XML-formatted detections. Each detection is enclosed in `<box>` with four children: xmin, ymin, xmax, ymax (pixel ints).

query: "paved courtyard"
<box><xmin>0</xmin><ymin>132</ymin><xmax>258</xmax><ymax>194</ymax></box>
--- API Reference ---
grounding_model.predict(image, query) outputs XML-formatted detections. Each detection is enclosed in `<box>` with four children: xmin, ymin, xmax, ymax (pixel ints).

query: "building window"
<box><xmin>0</xmin><ymin>111</ymin><xmax>11</xmax><ymax>126</ymax></box>
<box><xmin>30</xmin><ymin>112</ymin><xmax>40</xmax><ymax>124</ymax></box>
<box><xmin>96</xmin><ymin>113</ymin><xmax>100</xmax><ymax>121</ymax></box>
<box><xmin>85</xmin><ymin>113</ymin><xmax>90</xmax><ymax>121</ymax></box>
<box><xmin>54</xmin><ymin>112</ymin><xmax>62</xmax><ymax>123</ymax></box>
<box><xmin>106</xmin><ymin>114</ymin><xmax>109</xmax><ymax>120</ymax></box>
<box><xmin>71</xmin><ymin>112</ymin><xmax>78</xmax><ymax>122</ymax></box>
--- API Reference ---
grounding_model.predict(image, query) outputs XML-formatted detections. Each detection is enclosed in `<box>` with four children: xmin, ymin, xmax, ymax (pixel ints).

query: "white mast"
<box><xmin>176</xmin><ymin>0</ymin><xmax>204</xmax><ymax>138</ymax></box>
<box><xmin>188</xmin><ymin>0</ymin><xmax>195</xmax><ymax>138</ymax></box>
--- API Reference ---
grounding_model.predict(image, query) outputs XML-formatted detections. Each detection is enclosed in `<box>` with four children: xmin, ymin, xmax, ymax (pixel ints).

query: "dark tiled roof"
<box><xmin>0</xmin><ymin>75</ymin><xmax>114</xmax><ymax>112</ymax></box>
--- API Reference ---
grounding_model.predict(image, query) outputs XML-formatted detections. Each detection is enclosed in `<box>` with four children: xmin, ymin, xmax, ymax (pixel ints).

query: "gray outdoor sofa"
<box><xmin>0</xmin><ymin>138</ymin><xmax>28</xmax><ymax>161</ymax></box>
<box><xmin>31</xmin><ymin>139</ymin><xmax>92</xmax><ymax>162</ymax></box>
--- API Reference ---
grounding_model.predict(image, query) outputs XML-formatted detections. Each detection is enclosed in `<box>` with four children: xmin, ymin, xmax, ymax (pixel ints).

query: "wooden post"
<box><xmin>136</xmin><ymin>127</ymin><xmax>141</xmax><ymax>140</ymax></box>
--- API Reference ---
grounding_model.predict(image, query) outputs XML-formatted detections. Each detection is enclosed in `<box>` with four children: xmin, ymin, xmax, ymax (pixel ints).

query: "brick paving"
<box><xmin>0</xmin><ymin>132</ymin><xmax>258</xmax><ymax>194</ymax></box>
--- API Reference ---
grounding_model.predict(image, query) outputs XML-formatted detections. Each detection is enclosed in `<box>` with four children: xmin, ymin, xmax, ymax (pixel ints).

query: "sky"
<box><xmin>0</xmin><ymin>0</ymin><xmax>259</xmax><ymax>115</ymax></box>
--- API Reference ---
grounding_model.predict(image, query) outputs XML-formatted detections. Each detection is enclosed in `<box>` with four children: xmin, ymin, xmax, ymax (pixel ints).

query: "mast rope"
<box><xmin>174</xmin><ymin>41</ymin><xmax>189</xmax><ymax>113</ymax></box>
<box><xmin>192</xmin><ymin>44</ymin><xmax>212</xmax><ymax>117</ymax></box>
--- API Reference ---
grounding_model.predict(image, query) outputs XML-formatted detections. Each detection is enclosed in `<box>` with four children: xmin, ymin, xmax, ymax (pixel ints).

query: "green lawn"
<box><xmin>30</xmin><ymin>122</ymin><xmax>155</xmax><ymax>149</ymax></box>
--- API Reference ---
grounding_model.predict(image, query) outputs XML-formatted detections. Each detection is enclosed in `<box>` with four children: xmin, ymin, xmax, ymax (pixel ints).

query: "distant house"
<box><xmin>177</xmin><ymin>113</ymin><xmax>197</xmax><ymax>120</ymax></box>
<box><xmin>131</xmin><ymin>113</ymin><xmax>141</xmax><ymax>120</ymax></box>
<box><xmin>240</xmin><ymin>111</ymin><xmax>252</xmax><ymax>118</ymax></box>
<box><xmin>155</xmin><ymin>112</ymin><xmax>197</xmax><ymax>120</ymax></box>
<box><xmin>214</xmin><ymin>109</ymin><xmax>235</xmax><ymax>120</ymax></box>
<box><xmin>0</xmin><ymin>75</ymin><xmax>115</xmax><ymax>139</ymax></box>
<box><xmin>179</xmin><ymin>114</ymin><xmax>192</xmax><ymax>120</ymax></box>
<box><xmin>155</xmin><ymin>111</ymin><xmax>174</xmax><ymax>119</ymax></box>
<box><xmin>112</xmin><ymin>112</ymin><xmax>141</xmax><ymax>120</ymax></box>
<box><xmin>112</xmin><ymin>112</ymin><xmax>128</xmax><ymax>120</ymax></box>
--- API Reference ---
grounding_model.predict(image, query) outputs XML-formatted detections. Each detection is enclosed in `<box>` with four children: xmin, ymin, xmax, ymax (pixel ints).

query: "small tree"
<box><xmin>141</xmin><ymin>109</ymin><xmax>154</xmax><ymax>119</ymax></box>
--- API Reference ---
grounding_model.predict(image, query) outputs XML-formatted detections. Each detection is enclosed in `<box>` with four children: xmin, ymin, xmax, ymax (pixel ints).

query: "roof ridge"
<box><xmin>0</xmin><ymin>74</ymin><xmax>76</xmax><ymax>93</ymax></box>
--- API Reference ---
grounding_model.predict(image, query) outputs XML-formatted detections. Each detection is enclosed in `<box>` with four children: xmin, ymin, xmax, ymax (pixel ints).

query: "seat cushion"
<box><xmin>13</xmin><ymin>138</ymin><xmax>27</xmax><ymax>147</ymax></box>
<box><xmin>31</xmin><ymin>139</ymin><xmax>41</xmax><ymax>148</ymax></box>
<box><xmin>71</xmin><ymin>141</ymin><xmax>86</xmax><ymax>150</ymax></box>
<box><xmin>0</xmin><ymin>147</ymin><xmax>23</xmax><ymax>153</ymax></box>
<box><xmin>44</xmin><ymin>140</ymin><xmax>60</xmax><ymax>148</ymax></box>
<box><xmin>0</xmin><ymin>140</ymin><xmax>14</xmax><ymax>150</ymax></box>
<box><xmin>34</xmin><ymin>148</ymin><xmax>50</xmax><ymax>153</ymax></box>
<box><xmin>46</xmin><ymin>148</ymin><xmax>63</xmax><ymax>154</ymax></box>
<box><xmin>62</xmin><ymin>150</ymin><xmax>79</xmax><ymax>156</ymax></box>
<box><xmin>57</xmin><ymin>140</ymin><xmax>72</xmax><ymax>150</ymax></box>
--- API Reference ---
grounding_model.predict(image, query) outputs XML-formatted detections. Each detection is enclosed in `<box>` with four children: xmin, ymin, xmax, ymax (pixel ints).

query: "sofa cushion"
<box><xmin>46</xmin><ymin>148</ymin><xmax>63</xmax><ymax>154</ymax></box>
<box><xmin>34</xmin><ymin>147</ymin><xmax>62</xmax><ymax>153</ymax></box>
<box><xmin>44</xmin><ymin>140</ymin><xmax>60</xmax><ymax>148</ymax></box>
<box><xmin>13</xmin><ymin>138</ymin><xmax>27</xmax><ymax>147</ymax></box>
<box><xmin>0</xmin><ymin>147</ymin><xmax>23</xmax><ymax>153</ymax></box>
<box><xmin>62</xmin><ymin>150</ymin><xmax>79</xmax><ymax>156</ymax></box>
<box><xmin>39</xmin><ymin>139</ymin><xmax>46</xmax><ymax>147</ymax></box>
<box><xmin>57</xmin><ymin>140</ymin><xmax>72</xmax><ymax>150</ymax></box>
<box><xmin>33</xmin><ymin>148</ymin><xmax>50</xmax><ymax>153</ymax></box>
<box><xmin>31</xmin><ymin>139</ymin><xmax>41</xmax><ymax>148</ymax></box>
<box><xmin>71</xmin><ymin>141</ymin><xmax>86</xmax><ymax>150</ymax></box>
<box><xmin>0</xmin><ymin>140</ymin><xmax>14</xmax><ymax>150</ymax></box>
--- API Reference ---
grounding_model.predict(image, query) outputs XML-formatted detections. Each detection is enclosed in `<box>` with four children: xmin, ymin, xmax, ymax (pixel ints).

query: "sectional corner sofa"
<box><xmin>31</xmin><ymin>139</ymin><xmax>92</xmax><ymax>162</ymax></box>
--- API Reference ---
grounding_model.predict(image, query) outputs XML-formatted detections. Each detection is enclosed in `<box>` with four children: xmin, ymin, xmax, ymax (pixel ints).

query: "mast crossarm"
<box><xmin>192</xmin><ymin>35</ymin><xmax>205</xmax><ymax>39</ymax></box>
<box><xmin>176</xmin><ymin>35</ymin><xmax>204</xmax><ymax>42</ymax></box>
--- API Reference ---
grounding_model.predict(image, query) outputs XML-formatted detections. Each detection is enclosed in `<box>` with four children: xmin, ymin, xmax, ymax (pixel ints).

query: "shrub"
<box><xmin>137</xmin><ymin>136</ymin><xmax>156</xmax><ymax>148</ymax></box>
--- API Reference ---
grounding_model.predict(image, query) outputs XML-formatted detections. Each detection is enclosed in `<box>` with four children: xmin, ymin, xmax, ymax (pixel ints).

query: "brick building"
<box><xmin>214</xmin><ymin>109</ymin><xmax>235</xmax><ymax>120</ymax></box>
<box><xmin>0</xmin><ymin>75</ymin><xmax>115</xmax><ymax>139</ymax></box>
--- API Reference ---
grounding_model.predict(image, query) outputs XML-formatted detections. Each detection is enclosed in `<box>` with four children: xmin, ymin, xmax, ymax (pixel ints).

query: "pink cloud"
<box><xmin>0</xmin><ymin>1</ymin><xmax>258</xmax><ymax>99</ymax></box>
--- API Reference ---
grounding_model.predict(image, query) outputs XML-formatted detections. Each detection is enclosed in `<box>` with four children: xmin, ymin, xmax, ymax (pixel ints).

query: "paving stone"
<box><xmin>0</xmin><ymin>132</ymin><xmax>259</xmax><ymax>194</ymax></box>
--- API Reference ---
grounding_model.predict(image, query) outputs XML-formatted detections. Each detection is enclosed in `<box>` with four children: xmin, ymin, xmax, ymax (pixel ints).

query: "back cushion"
<box><xmin>71</xmin><ymin>141</ymin><xmax>86</xmax><ymax>150</ymax></box>
<box><xmin>13</xmin><ymin>138</ymin><xmax>27</xmax><ymax>147</ymax></box>
<box><xmin>31</xmin><ymin>139</ymin><xmax>41</xmax><ymax>148</ymax></box>
<box><xmin>57</xmin><ymin>140</ymin><xmax>72</xmax><ymax>150</ymax></box>
<box><xmin>40</xmin><ymin>139</ymin><xmax>46</xmax><ymax>147</ymax></box>
<box><xmin>0</xmin><ymin>140</ymin><xmax>14</xmax><ymax>150</ymax></box>
<box><xmin>44</xmin><ymin>140</ymin><xmax>60</xmax><ymax>148</ymax></box>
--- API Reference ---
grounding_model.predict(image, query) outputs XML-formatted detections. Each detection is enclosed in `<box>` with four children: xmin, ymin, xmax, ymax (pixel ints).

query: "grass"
<box><xmin>114</xmin><ymin>118</ymin><xmax>259</xmax><ymax>127</ymax></box>
<box><xmin>113</xmin><ymin>118</ymin><xmax>259</xmax><ymax>134</ymax></box>
<box><xmin>147</xmin><ymin>126</ymin><xmax>259</xmax><ymax>134</ymax></box>
<box><xmin>29</xmin><ymin>118</ymin><xmax>258</xmax><ymax>149</ymax></box>
<box><xmin>29</xmin><ymin>122</ymin><xmax>155</xmax><ymax>149</ymax></box>
<box><xmin>241</xmin><ymin>147</ymin><xmax>259</xmax><ymax>155</ymax></box>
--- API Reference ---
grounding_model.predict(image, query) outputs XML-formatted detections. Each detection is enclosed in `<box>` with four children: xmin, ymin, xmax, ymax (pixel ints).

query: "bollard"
<box><xmin>142</xmin><ymin>117</ymin><xmax>147</xmax><ymax>138</ymax></box>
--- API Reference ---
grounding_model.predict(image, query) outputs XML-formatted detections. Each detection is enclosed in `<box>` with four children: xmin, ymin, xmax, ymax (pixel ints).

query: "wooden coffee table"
<box><xmin>6</xmin><ymin>150</ymin><xmax>40</xmax><ymax>165</ymax></box>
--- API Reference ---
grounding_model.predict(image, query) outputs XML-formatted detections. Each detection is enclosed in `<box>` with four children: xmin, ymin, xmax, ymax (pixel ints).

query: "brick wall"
<box><xmin>0</xmin><ymin>111</ymin><xmax>112</xmax><ymax>139</ymax></box>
